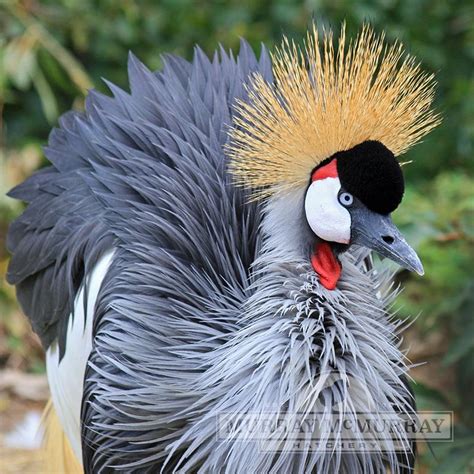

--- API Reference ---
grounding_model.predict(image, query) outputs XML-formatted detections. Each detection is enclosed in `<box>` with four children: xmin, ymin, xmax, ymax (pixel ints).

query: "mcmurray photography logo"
<box><xmin>217</xmin><ymin>373</ymin><xmax>453</xmax><ymax>453</ymax></box>
<box><xmin>218</xmin><ymin>411</ymin><xmax>453</xmax><ymax>452</ymax></box>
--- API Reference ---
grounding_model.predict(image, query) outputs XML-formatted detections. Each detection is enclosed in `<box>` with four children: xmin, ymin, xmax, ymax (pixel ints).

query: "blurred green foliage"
<box><xmin>0</xmin><ymin>0</ymin><xmax>473</xmax><ymax>471</ymax></box>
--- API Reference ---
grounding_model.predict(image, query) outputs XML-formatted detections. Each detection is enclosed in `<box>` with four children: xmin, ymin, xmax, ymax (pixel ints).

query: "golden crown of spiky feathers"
<box><xmin>227</xmin><ymin>24</ymin><xmax>441</xmax><ymax>198</ymax></box>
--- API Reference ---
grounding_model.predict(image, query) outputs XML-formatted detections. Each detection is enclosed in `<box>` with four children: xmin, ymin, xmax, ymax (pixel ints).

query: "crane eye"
<box><xmin>338</xmin><ymin>192</ymin><xmax>353</xmax><ymax>207</ymax></box>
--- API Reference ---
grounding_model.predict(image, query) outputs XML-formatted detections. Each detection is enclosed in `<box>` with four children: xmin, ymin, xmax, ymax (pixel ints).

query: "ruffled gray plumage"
<box><xmin>7</xmin><ymin>41</ymin><xmax>415</xmax><ymax>473</ymax></box>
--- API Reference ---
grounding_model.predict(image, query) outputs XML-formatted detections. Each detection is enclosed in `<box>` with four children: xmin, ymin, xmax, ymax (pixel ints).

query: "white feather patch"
<box><xmin>46</xmin><ymin>250</ymin><xmax>114</xmax><ymax>461</ymax></box>
<box><xmin>304</xmin><ymin>178</ymin><xmax>351</xmax><ymax>244</ymax></box>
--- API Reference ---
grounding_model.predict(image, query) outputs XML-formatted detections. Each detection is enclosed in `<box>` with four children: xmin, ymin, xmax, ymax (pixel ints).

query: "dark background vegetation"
<box><xmin>0</xmin><ymin>1</ymin><xmax>473</xmax><ymax>472</ymax></box>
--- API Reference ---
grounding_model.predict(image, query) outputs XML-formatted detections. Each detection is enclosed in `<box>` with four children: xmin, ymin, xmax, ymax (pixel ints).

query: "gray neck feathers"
<box><xmin>165</xmin><ymin>194</ymin><xmax>414</xmax><ymax>473</ymax></box>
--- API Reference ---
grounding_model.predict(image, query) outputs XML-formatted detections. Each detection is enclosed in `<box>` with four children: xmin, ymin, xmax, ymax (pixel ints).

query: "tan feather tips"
<box><xmin>227</xmin><ymin>24</ymin><xmax>441</xmax><ymax>199</ymax></box>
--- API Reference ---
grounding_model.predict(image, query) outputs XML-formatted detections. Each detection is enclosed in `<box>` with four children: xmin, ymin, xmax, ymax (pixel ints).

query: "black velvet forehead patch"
<box><xmin>332</xmin><ymin>140</ymin><xmax>404</xmax><ymax>215</ymax></box>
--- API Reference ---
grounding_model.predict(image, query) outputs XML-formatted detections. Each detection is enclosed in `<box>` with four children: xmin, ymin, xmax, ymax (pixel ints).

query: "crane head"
<box><xmin>304</xmin><ymin>140</ymin><xmax>423</xmax><ymax>289</ymax></box>
<box><xmin>227</xmin><ymin>23</ymin><xmax>440</xmax><ymax>290</ymax></box>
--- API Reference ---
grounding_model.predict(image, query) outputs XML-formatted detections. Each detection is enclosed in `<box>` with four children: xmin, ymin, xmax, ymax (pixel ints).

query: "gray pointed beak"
<box><xmin>350</xmin><ymin>207</ymin><xmax>424</xmax><ymax>276</ymax></box>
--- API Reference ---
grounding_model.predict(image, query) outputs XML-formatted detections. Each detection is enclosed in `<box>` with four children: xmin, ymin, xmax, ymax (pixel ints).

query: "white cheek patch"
<box><xmin>304</xmin><ymin>177</ymin><xmax>351</xmax><ymax>244</ymax></box>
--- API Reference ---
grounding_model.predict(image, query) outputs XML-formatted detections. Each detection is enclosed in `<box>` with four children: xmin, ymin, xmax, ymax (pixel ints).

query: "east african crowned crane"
<box><xmin>7</xmin><ymin>24</ymin><xmax>439</xmax><ymax>473</ymax></box>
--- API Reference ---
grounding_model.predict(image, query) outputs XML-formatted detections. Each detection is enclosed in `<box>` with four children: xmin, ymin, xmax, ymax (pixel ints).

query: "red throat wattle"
<box><xmin>311</xmin><ymin>242</ymin><xmax>341</xmax><ymax>290</ymax></box>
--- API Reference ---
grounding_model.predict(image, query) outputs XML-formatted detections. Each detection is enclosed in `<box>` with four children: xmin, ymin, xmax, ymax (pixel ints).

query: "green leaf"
<box><xmin>411</xmin><ymin>381</ymin><xmax>449</xmax><ymax>412</ymax></box>
<box><xmin>431</xmin><ymin>435</ymin><xmax>474</xmax><ymax>474</ymax></box>
<box><xmin>32</xmin><ymin>66</ymin><xmax>59</xmax><ymax>123</ymax></box>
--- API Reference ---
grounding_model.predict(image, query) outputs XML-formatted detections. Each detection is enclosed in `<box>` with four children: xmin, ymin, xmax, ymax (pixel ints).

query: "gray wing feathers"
<box><xmin>7</xmin><ymin>41</ymin><xmax>271</xmax><ymax>359</ymax></box>
<box><xmin>77</xmin><ymin>43</ymin><xmax>273</xmax><ymax>471</ymax></box>
<box><xmin>7</xmin><ymin>110</ymin><xmax>114</xmax><ymax>354</ymax></box>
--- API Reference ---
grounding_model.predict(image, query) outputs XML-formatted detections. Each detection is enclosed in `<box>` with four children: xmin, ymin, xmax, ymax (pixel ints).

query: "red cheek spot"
<box><xmin>311</xmin><ymin>159</ymin><xmax>338</xmax><ymax>182</ymax></box>
<box><xmin>311</xmin><ymin>242</ymin><xmax>342</xmax><ymax>290</ymax></box>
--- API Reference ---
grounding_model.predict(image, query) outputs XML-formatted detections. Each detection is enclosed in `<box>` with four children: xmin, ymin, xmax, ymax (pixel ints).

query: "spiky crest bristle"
<box><xmin>227</xmin><ymin>23</ymin><xmax>441</xmax><ymax>198</ymax></box>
